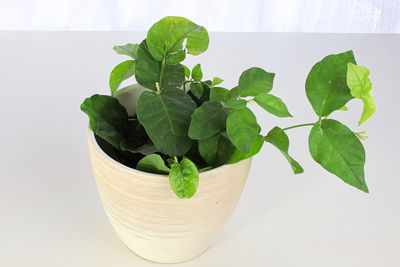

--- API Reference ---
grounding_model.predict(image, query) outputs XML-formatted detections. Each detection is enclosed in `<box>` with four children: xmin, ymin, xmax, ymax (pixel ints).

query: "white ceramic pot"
<box><xmin>86</xmin><ymin>85</ymin><xmax>253</xmax><ymax>263</ymax></box>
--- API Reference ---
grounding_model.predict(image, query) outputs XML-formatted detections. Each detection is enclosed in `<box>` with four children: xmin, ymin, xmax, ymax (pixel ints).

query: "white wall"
<box><xmin>0</xmin><ymin>0</ymin><xmax>399</xmax><ymax>32</ymax></box>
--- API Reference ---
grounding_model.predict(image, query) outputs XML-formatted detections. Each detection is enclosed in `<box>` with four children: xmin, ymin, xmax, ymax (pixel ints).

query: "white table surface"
<box><xmin>0</xmin><ymin>32</ymin><xmax>399</xmax><ymax>267</ymax></box>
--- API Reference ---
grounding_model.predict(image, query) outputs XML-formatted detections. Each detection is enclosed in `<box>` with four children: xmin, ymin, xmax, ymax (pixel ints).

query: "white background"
<box><xmin>0</xmin><ymin>31</ymin><xmax>399</xmax><ymax>266</ymax></box>
<box><xmin>1</xmin><ymin>0</ymin><xmax>400</xmax><ymax>32</ymax></box>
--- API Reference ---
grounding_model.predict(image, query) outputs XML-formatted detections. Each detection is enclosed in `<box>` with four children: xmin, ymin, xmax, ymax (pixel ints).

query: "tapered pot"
<box><xmin>87</xmin><ymin>129</ymin><xmax>252</xmax><ymax>263</ymax></box>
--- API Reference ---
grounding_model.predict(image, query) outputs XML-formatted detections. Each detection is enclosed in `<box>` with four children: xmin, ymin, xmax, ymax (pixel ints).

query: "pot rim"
<box><xmin>88</xmin><ymin>126</ymin><xmax>246</xmax><ymax>179</ymax></box>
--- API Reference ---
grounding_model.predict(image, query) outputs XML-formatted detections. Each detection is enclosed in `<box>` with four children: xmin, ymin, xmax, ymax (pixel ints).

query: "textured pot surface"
<box><xmin>87</xmin><ymin>129</ymin><xmax>252</xmax><ymax>263</ymax></box>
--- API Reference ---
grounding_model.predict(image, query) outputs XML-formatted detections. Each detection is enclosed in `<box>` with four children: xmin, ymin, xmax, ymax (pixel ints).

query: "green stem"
<box><xmin>159</xmin><ymin>56</ymin><xmax>166</xmax><ymax>87</ymax></box>
<box><xmin>282</xmin><ymin>123</ymin><xmax>315</xmax><ymax>131</ymax></box>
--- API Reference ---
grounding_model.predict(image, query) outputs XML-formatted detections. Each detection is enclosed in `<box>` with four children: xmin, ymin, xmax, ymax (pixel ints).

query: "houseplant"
<box><xmin>81</xmin><ymin>16</ymin><xmax>375</xmax><ymax>263</ymax></box>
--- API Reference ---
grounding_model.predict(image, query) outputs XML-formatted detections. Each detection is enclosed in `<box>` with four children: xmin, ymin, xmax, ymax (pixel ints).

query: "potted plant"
<box><xmin>81</xmin><ymin>16</ymin><xmax>375</xmax><ymax>263</ymax></box>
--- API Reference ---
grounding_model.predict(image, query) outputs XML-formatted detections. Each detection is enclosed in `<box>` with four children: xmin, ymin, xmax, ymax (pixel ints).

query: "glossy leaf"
<box><xmin>136</xmin><ymin>88</ymin><xmax>197</xmax><ymax>156</ymax></box>
<box><xmin>120</xmin><ymin>140</ymin><xmax>158</xmax><ymax>155</ymax></box>
<box><xmin>198</xmin><ymin>132</ymin><xmax>236</xmax><ymax>166</ymax></box>
<box><xmin>306</xmin><ymin>50</ymin><xmax>356</xmax><ymax>116</ymax></box>
<box><xmin>81</xmin><ymin>94</ymin><xmax>128</xmax><ymax>150</ymax></box>
<box><xmin>113</xmin><ymin>43</ymin><xmax>139</xmax><ymax>59</ymax></box>
<box><xmin>183</xmin><ymin>65</ymin><xmax>191</xmax><ymax>78</ymax></box>
<box><xmin>225</xmin><ymin>86</ymin><xmax>240</xmax><ymax>101</ymax></box>
<box><xmin>109</xmin><ymin>60</ymin><xmax>135</xmax><ymax>96</ymax></box>
<box><xmin>135</xmin><ymin>40</ymin><xmax>185</xmax><ymax>91</ymax></box>
<box><xmin>309</xmin><ymin>119</ymin><xmax>368</xmax><ymax>192</ymax></box>
<box><xmin>238</xmin><ymin>67</ymin><xmax>275</xmax><ymax>97</ymax></box>
<box><xmin>188</xmin><ymin>82</ymin><xmax>211</xmax><ymax>107</ymax></box>
<box><xmin>190</xmin><ymin>82</ymin><xmax>203</xmax><ymax>99</ymax></box>
<box><xmin>212</xmin><ymin>77</ymin><xmax>223</xmax><ymax>86</ymax></box>
<box><xmin>225</xmin><ymin>98</ymin><xmax>247</xmax><ymax>109</ymax></box>
<box><xmin>166</xmin><ymin>49</ymin><xmax>186</xmax><ymax>64</ymax></box>
<box><xmin>265</xmin><ymin>127</ymin><xmax>304</xmax><ymax>174</ymax></box>
<box><xmin>209</xmin><ymin>87</ymin><xmax>229</xmax><ymax>102</ymax></box>
<box><xmin>192</xmin><ymin>64</ymin><xmax>203</xmax><ymax>81</ymax></box>
<box><xmin>226</xmin><ymin>107</ymin><xmax>260</xmax><ymax>154</ymax></box>
<box><xmin>346</xmin><ymin>62</ymin><xmax>376</xmax><ymax>125</ymax></box>
<box><xmin>136</xmin><ymin>154</ymin><xmax>170</xmax><ymax>174</ymax></box>
<box><xmin>254</xmin><ymin>93</ymin><xmax>292</xmax><ymax>117</ymax></box>
<box><xmin>146</xmin><ymin>16</ymin><xmax>209</xmax><ymax>62</ymax></box>
<box><xmin>169</xmin><ymin>158</ymin><xmax>199</xmax><ymax>199</ymax></box>
<box><xmin>226</xmin><ymin>134</ymin><xmax>264</xmax><ymax>164</ymax></box>
<box><xmin>189</xmin><ymin>101</ymin><xmax>230</xmax><ymax>140</ymax></box>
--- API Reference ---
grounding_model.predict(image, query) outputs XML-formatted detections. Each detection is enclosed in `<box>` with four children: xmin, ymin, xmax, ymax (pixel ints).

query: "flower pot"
<box><xmin>85</xmin><ymin>85</ymin><xmax>253</xmax><ymax>263</ymax></box>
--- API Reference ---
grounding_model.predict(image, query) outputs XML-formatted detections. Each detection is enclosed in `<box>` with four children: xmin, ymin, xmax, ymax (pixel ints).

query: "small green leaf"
<box><xmin>183</xmin><ymin>65</ymin><xmax>191</xmax><ymax>78</ymax></box>
<box><xmin>113</xmin><ymin>43</ymin><xmax>139</xmax><ymax>59</ymax></box>
<box><xmin>166</xmin><ymin>49</ymin><xmax>186</xmax><ymax>64</ymax></box>
<box><xmin>190</xmin><ymin>82</ymin><xmax>203</xmax><ymax>99</ymax></box>
<box><xmin>226</xmin><ymin>107</ymin><xmax>260</xmax><ymax>154</ymax></box>
<box><xmin>306</xmin><ymin>50</ymin><xmax>356</xmax><ymax>116</ymax></box>
<box><xmin>210</xmin><ymin>87</ymin><xmax>229</xmax><ymax>102</ymax></box>
<box><xmin>346</xmin><ymin>62</ymin><xmax>376</xmax><ymax>125</ymax></box>
<box><xmin>254</xmin><ymin>93</ymin><xmax>292</xmax><ymax>117</ymax></box>
<box><xmin>309</xmin><ymin>119</ymin><xmax>368</xmax><ymax>193</ymax></box>
<box><xmin>136</xmin><ymin>88</ymin><xmax>197</xmax><ymax>156</ymax></box>
<box><xmin>147</xmin><ymin>16</ymin><xmax>209</xmax><ymax>62</ymax></box>
<box><xmin>226</xmin><ymin>134</ymin><xmax>264</xmax><ymax>164</ymax></box>
<box><xmin>192</xmin><ymin>64</ymin><xmax>203</xmax><ymax>81</ymax></box>
<box><xmin>109</xmin><ymin>60</ymin><xmax>135</xmax><ymax>96</ymax></box>
<box><xmin>136</xmin><ymin>154</ymin><xmax>170</xmax><ymax>174</ymax></box>
<box><xmin>225</xmin><ymin>98</ymin><xmax>247</xmax><ymax>109</ymax></box>
<box><xmin>189</xmin><ymin>101</ymin><xmax>230</xmax><ymax>140</ymax></box>
<box><xmin>212</xmin><ymin>77</ymin><xmax>223</xmax><ymax>85</ymax></box>
<box><xmin>198</xmin><ymin>132</ymin><xmax>236</xmax><ymax>166</ymax></box>
<box><xmin>81</xmin><ymin>94</ymin><xmax>128</xmax><ymax>150</ymax></box>
<box><xmin>265</xmin><ymin>127</ymin><xmax>304</xmax><ymax>174</ymax></box>
<box><xmin>225</xmin><ymin>86</ymin><xmax>240</xmax><ymax>101</ymax></box>
<box><xmin>169</xmin><ymin>158</ymin><xmax>199</xmax><ymax>199</ymax></box>
<box><xmin>238</xmin><ymin>67</ymin><xmax>275</xmax><ymax>97</ymax></box>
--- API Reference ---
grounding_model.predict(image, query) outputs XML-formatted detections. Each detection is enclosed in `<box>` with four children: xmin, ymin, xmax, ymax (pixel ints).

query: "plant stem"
<box><xmin>282</xmin><ymin>123</ymin><xmax>315</xmax><ymax>131</ymax></box>
<box><xmin>159</xmin><ymin>56</ymin><xmax>166</xmax><ymax>87</ymax></box>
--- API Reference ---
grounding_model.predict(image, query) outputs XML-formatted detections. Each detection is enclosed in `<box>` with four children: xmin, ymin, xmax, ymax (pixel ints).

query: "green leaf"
<box><xmin>212</xmin><ymin>77</ymin><xmax>223</xmax><ymax>86</ymax></box>
<box><xmin>146</xmin><ymin>16</ymin><xmax>209</xmax><ymax>62</ymax></box>
<box><xmin>169</xmin><ymin>158</ymin><xmax>199</xmax><ymax>199</ymax></box>
<box><xmin>109</xmin><ymin>60</ymin><xmax>135</xmax><ymax>96</ymax></box>
<box><xmin>113</xmin><ymin>43</ymin><xmax>139</xmax><ymax>59</ymax></box>
<box><xmin>226</xmin><ymin>134</ymin><xmax>264</xmax><ymax>164</ymax></box>
<box><xmin>225</xmin><ymin>86</ymin><xmax>240</xmax><ymax>101</ymax></box>
<box><xmin>238</xmin><ymin>67</ymin><xmax>275</xmax><ymax>97</ymax></box>
<box><xmin>188</xmin><ymin>101</ymin><xmax>230</xmax><ymax>140</ymax></box>
<box><xmin>265</xmin><ymin>127</ymin><xmax>304</xmax><ymax>174</ymax></box>
<box><xmin>120</xmin><ymin>140</ymin><xmax>158</xmax><ymax>155</ymax></box>
<box><xmin>188</xmin><ymin>82</ymin><xmax>211</xmax><ymax>107</ymax></box>
<box><xmin>136</xmin><ymin>154</ymin><xmax>170</xmax><ymax>174</ymax></box>
<box><xmin>136</xmin><ymin>88</ymin><xmax>197</xmax><ymax>156</ymax></box>
<box><xmin>226</xmin><ymin>107</ymin><xmax>260</xmax><ymax>154</ymax></box>
<box><xmin>306</xmin><ymin>50</ymin><xmax>356</xmax><ymax>116</ymax></box>
<box><xmin>225</xmin><ymin>98</ymin><xmax>247</xmax><ymax>109</ymax></box>
<box><xmin>135</xmin><ymin>40</ymin><xmax>185</xmax><ymax>91</ymax></box>
<box><xmin>346</xmin><ymin>62</ymin><xmax>376</xmax><ymax>125</ymax></box>
<box><xmin>254</xmin><ymin>93</ymin><xmax>292</xmax><ymax>117</ymax></box>
<box><xmin>81</xmin><ymin>94</ymin><xmax>128</xmax><ymax>150</ymax></box>
<box><xmin>192</xmin><ymin>64</ymin><xmax>203</xmax><ymax>81</ymax></box>
<box><xmin>166</xmin><ymin>49</ymin><xmax>186</xmax><ymax>64</ymax></box>
<box><xmin>308</xmin><ymin>119</ymin><xmax>368</xmax><ymax>192</ymax></box>
<box><xmin>198</xmin><ymin>132</ymin><xmax>236</xmax><ymax>166</ymax></box>
<box><xmin>209</xmin><ymin>87</ymin><xmax>229</xmax><ymax>102</ymax></box>
<box><xmin>338</xmin><ymin>105</ymin><xmax>348</xmax><ymax>111</ymax></box>
<box><xmin>190</xmin><ymin>82</ymin><xmax>203</xmax><ymax>99</ymax></box>
<box><xmin>183</xmin><ymin>65</ymin><xmax>191</xmax><ymax>78</ymax></box>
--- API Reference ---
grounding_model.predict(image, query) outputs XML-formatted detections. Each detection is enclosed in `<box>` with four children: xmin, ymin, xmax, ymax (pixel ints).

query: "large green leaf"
<box><xmin>346</xmin><ymin>62</ymin><xmax>376</xmax><ymax>125</ymax></box>
<box><xmin>135</xmin><ymin>40</ymin><xmax>185</xmax><ymax>91</ymax></box>
<box><xmin>226</xmin><ymin>134</ymin><xmax>264</xmax><ymax>164</ymax></box>
<box><xmin>238</xmin><ymin>67</ymin><xmax>275</xmax><ymax>97</ymax></box>
<box><xmin>306</xmin><ymin>50</ymin><xmax>356</xmax><ymax>116</ymax></box>
<box><xmin>209</xmin><ymin>87</ymin><xmax>229</xmax><ymax>102</ymax></box>
<box><xmin>113</xmin><ymin>43</ymin><xmax>139</xmax><ymax>59</ymax></box>
<box><xmin>136</xmin><ymin>154</ymin><xmax>170</xmax><ymax>174</ymax></box>
<box><xmin>226</xmin><ymin>107</ymin><xmax>260</xmax><ymax>154</ymax></box>
<box><xmin>81</xmin><ymin>94</ymin><xmax>128</xmax><ymax>150</ymax></box>
<box><xmin>109</xmin><ymin>60</ymin><xmax>135</xmax><ymax>96</ymax></box>
<box><xmin>136</xmin><ymin>88</ymin><xmax>196</xmax><ymax>156</ymax></box>
<box><xmin>198</xmin><ymin>132</ymin><xmax>236</xmax><ymax>166</ymax></box>
<box><xmin>146</xmin><ymin>16</ymin><xmax>209</xmax><ymax>63</ymax></box>
<box><xmin>188</xmin><ymin>101</ymin><xmax>230</xmax><ymax>140</ymax></box>
<box><xmin>265</xmin><ymin>127</ymin><xmax>304</xmax><ymax>174</ymax></box>
<box><xmin>309</xmin><ymin>119</ymin><xmax>368</xmax><ymax>192</ymax></box>
<box><xmin>169</xmin><ymin>158</ymin><xmax>199</xmax><ymax>199</ymax></box>
<box><xmin>254</xmin><ymin>93</ymin><xmax>292</xmax><ymax>117</ymax></box>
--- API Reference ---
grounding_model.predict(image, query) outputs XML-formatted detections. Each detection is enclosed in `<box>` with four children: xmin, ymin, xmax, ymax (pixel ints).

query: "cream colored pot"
<box><xmin>86</xmin><ymin>85</ymin><xmax>253</xmax><ymax>263</ymax></box>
